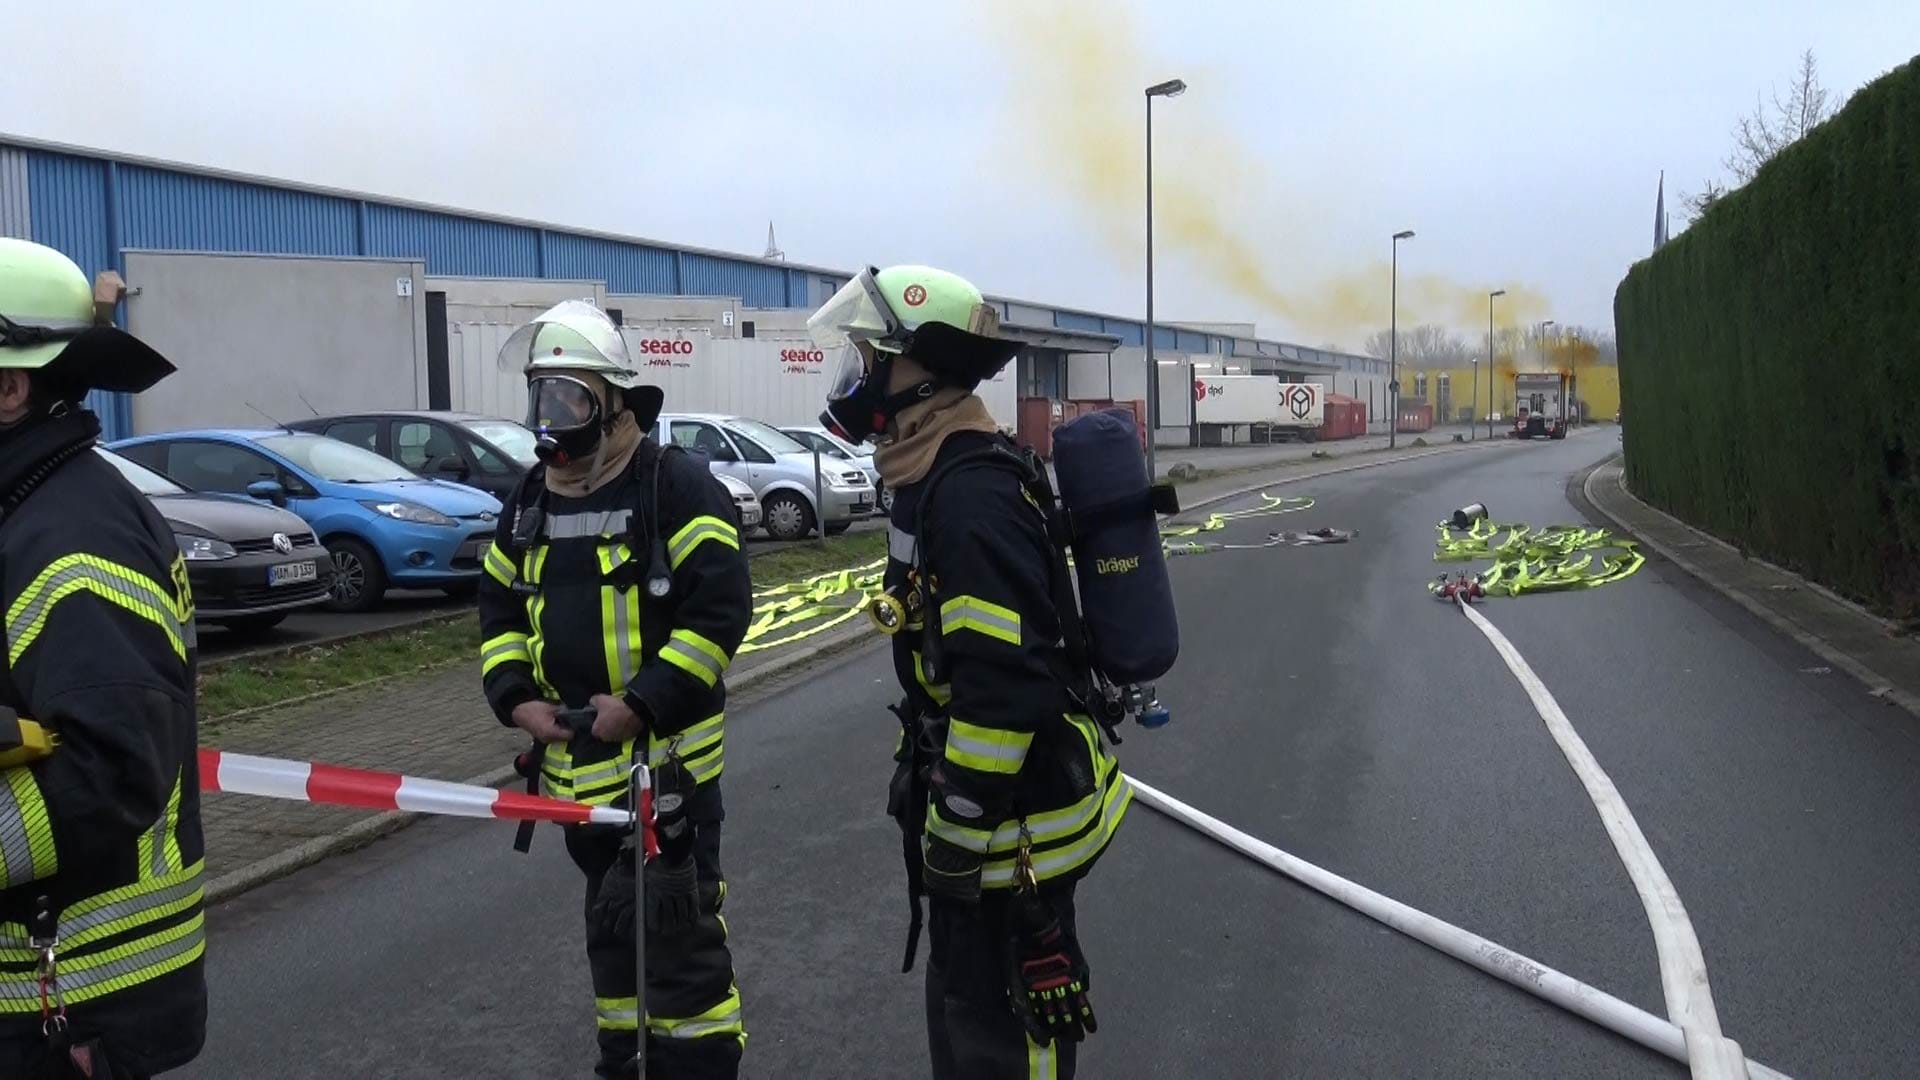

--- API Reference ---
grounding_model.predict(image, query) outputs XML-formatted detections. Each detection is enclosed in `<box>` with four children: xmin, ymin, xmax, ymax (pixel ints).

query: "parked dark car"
<box><xmin>96</xmin><ymin>447</ymin><xmax>333</xmax><ymax>633</ymax></box>
<box><xmin>287</xmin><ymin>411</ymin><xmax>537</xmax><ymax>503</ymax></box>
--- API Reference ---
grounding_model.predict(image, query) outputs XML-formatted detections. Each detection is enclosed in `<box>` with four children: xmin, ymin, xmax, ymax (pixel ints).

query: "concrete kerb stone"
<box><xmin>203</xmin><ymin>610</ymin><xmax>884</xmax><ymax>905</ymax></box>
<box><xmin>1574</xmin><ymin>456</ymin><xmax>1920</xmax><ymax>723</ymax></box>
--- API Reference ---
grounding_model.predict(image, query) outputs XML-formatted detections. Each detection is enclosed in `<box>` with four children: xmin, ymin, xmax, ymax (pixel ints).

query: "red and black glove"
<box><xmin>1005</xmin><ymin>894</ymin><xmax>1098</xmax><ymax>1045</ymax></box>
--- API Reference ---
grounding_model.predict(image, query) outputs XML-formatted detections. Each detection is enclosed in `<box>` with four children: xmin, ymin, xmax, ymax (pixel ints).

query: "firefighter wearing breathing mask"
<box><xmin>0</xmin><ymin>238</ymin><xmax>206</xmax><ymax>1079</ymax></box>
<box><xmin>478</xmin><ymin>301</ymin><xmax>750</xmax><ymax>1078</ymax></box>
<box><xmin>811</xmin><ymin>267</ymin><xmax>1130</xmax><ymax>1079</ymax></box>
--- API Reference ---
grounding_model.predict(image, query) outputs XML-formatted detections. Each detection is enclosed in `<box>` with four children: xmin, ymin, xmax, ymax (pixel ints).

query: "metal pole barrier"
<box><xmin>812</xmin><ymin>447</ymin><xmax>826</xmax><ymax>547</ymax></box>
<box><xmin>628</xmin><ymin>762</ymin><xmax>651</xmax><ymax>1078</ymax></box>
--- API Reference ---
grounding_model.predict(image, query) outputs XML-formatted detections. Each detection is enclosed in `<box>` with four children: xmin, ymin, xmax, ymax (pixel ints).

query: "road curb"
<box><xmin>205</xmin><ymin>613</ymin><xmax>883</xmax><ymax>905</ymax></box>
<box><xmin>1572</xmin><ymin>455</ymin><xmax>1920</xmax><ymax>722</ymax></box>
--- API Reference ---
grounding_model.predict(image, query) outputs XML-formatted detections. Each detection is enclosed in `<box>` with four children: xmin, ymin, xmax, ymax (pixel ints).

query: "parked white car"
<box><xmin>715</xmin><ymin>473</ymin><xmax>762</xmax><ymax>532</ymax></box>
<box><xmin>655</xmin><ymin>414</ymin><xmax>873</xmax><ymax>540</ymax></box>
<box><xmin>780</xmin><ymin>425</ymin><xmax>888</xmax><ymax>514</ymax></box>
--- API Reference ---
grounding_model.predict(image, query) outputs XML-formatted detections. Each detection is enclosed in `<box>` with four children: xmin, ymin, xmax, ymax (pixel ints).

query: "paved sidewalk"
<box><xmin>1155</xmin><ymin>422</ymin><xmax>1488</xmax><ymax>479</ymax></box>
<box><xmin>198</xmin><ymin>614</ymin><xmax>875</xmax><ymax>898</ymax></box>
<box><xmin>1581</xmin><ymin>456</ymin><xmax>1920</xmax><ymax>718</ymax></box>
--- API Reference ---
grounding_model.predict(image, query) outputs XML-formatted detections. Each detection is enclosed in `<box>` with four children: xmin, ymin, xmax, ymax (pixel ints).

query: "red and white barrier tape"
<box><xmin>198</xmin><ymin>748</ymin><xmax>648</xmax><ymax>832</ymax></box>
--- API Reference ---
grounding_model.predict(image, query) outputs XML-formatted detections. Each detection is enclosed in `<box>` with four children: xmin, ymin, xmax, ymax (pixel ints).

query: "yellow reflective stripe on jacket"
<box><xmin>522</xmin><ymin>546</ymin><xmax>556</xmax><ymax>696</ymax></box>
<box><xmin>601</xmin><ymin>584</ymin><xmax>643</xmax><ymax>690</ymax></box>
<box><xmin>926</xmin><ymin>808</ymin><xmax>996</xmax><ymax>855</ymax></box>
<box><xmin>540</xmin><ymin>740</ymin><xmax>638</xmax><ymax>807</ymax></box>
<box><xmin>0</xmin><ymin>859</ymin><xmax>206</xmax><ymax>1011</ymax></box>
<box><xmin>1028</xmin><ymin>1036</ymin><xmax>1061</xmax><ymax>1080</ymax></box>
<box><xmin>0</xmin><ymin>912</ymin><xmax>205</xmax><ymax>1012</ymax></box>
<box><xmin>912</xmin><ymin>650</ymin><xmax>951</xmax><ymax>707</ymax></box>
<box><xmin>596</xmin><ymin>542</ymin><xmax>635</xmax><ymax>576</ymax></box>
<box><xmin>981</xmin><ymin>769</ymin><xmax>1131</xmax><ymax>889</ymax></box>
<box><xmin>667</xmin><ymin>515</ymin><xmax>739</xmax><ymax>570</ymax></box>
<box><xmin>0</xmin><ymin>767</ymin><xmax>57</xmax><ymax>887</ymax></box>
<box><xmin>596</xmin><ymin>995</ymin><xmax>640</xmax><ymax>1032</ymax></box>
<box><xmin>648</xmin><ymin>984</ymin><xmax>746</xmax><ymax>1043</ymax></box>
<box><xmin>136</xmin><ymin>772</ymin><xmax>186</xmax><ymax>882</ymax></box>
<box><xmin>483</xmin><ymin>542</ymin><xmax>518</xmax><ymax>587</ymax></box>
<box><xmin>0</xmin><ymin>859</ymin><xmax>204</xmax><ymax>962</ymax></box>
<box><xmin>650</xmin><ymin>713</ymin><xmax>724</xmax><ymax>785</ymax></box>
<box><xmin>660</xmin><ymin>628</ymin><xmax>731</xmax><ymax>689</ymax></box>
<box><xmin>943</xmin><ymin>718</ymin><xmax>1032</xmax><ymax>775</ymax></box>
<box><xmin>939</xmin><ymin>594</ymin><xmax>1022</xmax><ymax>646</ymax></box>
<box><xmin>7</xmin><ymin>553</ymin><xmax>187</xmax><ymax>664</ymax></box>
<box><xmin>481</xmin><ymin>631</ymin><xmax>532</xmax><ymax>678</ymax></box>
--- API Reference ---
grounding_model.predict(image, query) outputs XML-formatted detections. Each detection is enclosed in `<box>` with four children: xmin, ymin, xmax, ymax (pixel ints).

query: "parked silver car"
<box><xmin>780</xmin><ymin>425</ymin><xmax>889</xmax><ymax>515</ymax></box>
<box><xmin>656</xmin><ymin>414</ymin><xmax>873</xmax><ymax>540</ymax></box>
<box><xmin>716</xmin><ymin>472</ymin><xmax>763</xmax><ymax>532</ymax></box>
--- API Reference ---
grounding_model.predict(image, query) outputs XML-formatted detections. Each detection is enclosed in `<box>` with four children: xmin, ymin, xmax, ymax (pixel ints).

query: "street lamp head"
<box><xmin>1490</xmin><ymin>288</ymin><xmax>1507</xmax><ymax>298</ymax></box>
<box><xmin>1542</xmin><ymin>319</ymin><xmax>1556</xmax><ymax>329</ymax></box>
<box><xmin>1393</xmin><ymin>229</ymin><xmax>1415</xmax><ymax>240</ymax></box>
<box><xmin>1146</xmin><ymin>79</ymin><xmax>1188</xmax><ymax>98</ymax></box>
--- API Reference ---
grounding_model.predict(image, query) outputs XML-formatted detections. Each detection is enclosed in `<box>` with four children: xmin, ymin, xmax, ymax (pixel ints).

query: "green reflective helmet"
<box><xmin>0</xmin><ymin>238</ymin><xmax>173</xmax><ymax>395</ymax></box>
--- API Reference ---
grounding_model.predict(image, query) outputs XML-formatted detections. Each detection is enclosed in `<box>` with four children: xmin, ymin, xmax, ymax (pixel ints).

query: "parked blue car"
<box><xmin>111</xmin><ymin>429</ymin><xmax>503</xmax><ymax>612</ymax></box>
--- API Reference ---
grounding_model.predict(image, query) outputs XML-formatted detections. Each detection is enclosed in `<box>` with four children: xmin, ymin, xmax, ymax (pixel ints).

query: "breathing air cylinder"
<box><xmin>1052</xmin><ymin>409</ymin><xmax>1180</xmax><ymax>687</ymax></box>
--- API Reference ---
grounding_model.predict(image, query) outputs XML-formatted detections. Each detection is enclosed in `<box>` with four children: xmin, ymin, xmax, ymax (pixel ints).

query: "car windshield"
<box><xmin>257</xmin><ymin>433</ymin><xmax>415</xmax><ymax>482</ymax></box>
<box><xmin>727</xmin><ymin>418</ymin><xmax>807</xmax><ymax>455</ymax></box>
<box><xmin>463</xmin><ymin>419</ymin><xmax>540</xmax><ymax>466</ymax></box>
<box><xmin>96</xmin><ymin>448</ymin><xmax>187</xmax><ymax>496</ymax></box>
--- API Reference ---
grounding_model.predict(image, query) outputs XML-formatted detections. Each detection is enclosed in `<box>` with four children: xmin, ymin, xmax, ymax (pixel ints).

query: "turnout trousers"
<box><xmin>567</xmin><ymin>818</ymin><xmax>743</xmax><ymax>1079</ymax></box>
<box><xmin>926</xmin><ymin>884</ymin><xmax>1079</xmax><ymax>1080</ymax></box>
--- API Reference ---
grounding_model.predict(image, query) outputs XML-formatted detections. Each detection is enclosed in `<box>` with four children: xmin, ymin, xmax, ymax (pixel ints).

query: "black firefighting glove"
<box><xmin>1005</xmin><ymin>892</ymin><xmax>1098</xmax><ymax>1045</ymax></box>
<box><xmin>644</xmin><ymin>755</ymin><xmax>700</xmax><ymax>935</ymax></box>
<box><xmin>590</xmin><ymin>841</ymin><xmax>639</xmax><ymax>944</ymax></box>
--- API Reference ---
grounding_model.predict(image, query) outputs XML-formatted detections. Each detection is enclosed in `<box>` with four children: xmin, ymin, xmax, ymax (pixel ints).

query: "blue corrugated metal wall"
<box><xmin>121</xmin><ymin>164</ymin><xmax>357</xmax><ymax>255</ymax></box>
<box><xmin>1103</xmin><ymin>319</ymin><xmax>1144</xmax><ymax>347</ymax></box>
<box><xmin>365</xmin><ymin>204</ymin><xmax>539</xmax><ymax>276</ymax></box>
<box><xmin>680</xmin><ymin>252</ymin><xmax>785</xmax><ymax>307</ymax></box>
<box><xmin>1176</xmin><ymin>330</ymin><xmax>1207</xmax><ymax>353</ymax></box>
<box><xmin>544</xmin><ymin>231</ymin><xmax>677</xmax><ymax>293</ymax></box>
<box><xmin>1054</xmin><ymin>310</ymin><xmax>1104</xmax><ymax>333</ymax></box>
<box><xmin>26</xmin><ymin>152</ymin><xmax>112</xmax><ymax>281</ymax></box>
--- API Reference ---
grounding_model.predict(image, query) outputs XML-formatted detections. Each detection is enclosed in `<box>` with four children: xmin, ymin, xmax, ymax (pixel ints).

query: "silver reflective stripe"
<box><xmin>597</xmin><ymin>1003</ymin><xmax>640</xmax><ymax>1028</ymax></box>
<box><xmin>652</xmin><ymin>1007</ymin><xmax>743</xmax><ymax>1040</ymax></box>
<box><xmin>481</xmin><ymin>637</ymin><xmax>527</xmax><ymax>668</ymax></box>
<box><xmin>0</xmin><ymin>918</ymin><xmax>204</xmax><ymax>1002</ymax></box>
<box><xmin>888</xmin><ymin>524</ymin><xmax>916</xmax><ymax>563</ymax></box>
<box><xmin>545</xmin><ymin>509</ymin><xmax>632</xmax><ymax>539</ymax></box>
<box><xmin>570</xmin><ymin>757</ymin><xmax>629</xmax><ymax>789</ymax></box>
<box><xmin>8</xmin><ymin>561</ymin><xmax>182</xmax><ymax>647</ymax></box>
<box><xmin>663</xmin><ymin>638</ymin><xmax>724</xmax><ymax>683</ymax></box>
<box><xmin>940</xmin><ymin>601</ymin><xmax>1021</xmax><ymax>641</ymax></box>
<box><xmin>0</xmin><ymin>871</ymin><xmax>205</xmax><ymax>951</ymax></box>
<box><xmin>0</xmin><ymin>780</ymin><xmax>33</xmax><ymax>888</ymax></box>
<box><xmin>612</xmin><ymin>593</ymin><xmax>638</xmax><ymax>686</ymax></box>
<box><xmin>981</xmin><ymin>777</ymin><xmax>1132</xmax><ymax>887</ymax></box>
<box><xmin>668</xmin><ymin>522</ymin><xmax>733</xmax><ymax>566</ymax></box>
<box><xmin>945</xmin><ymin>727</ymin><xmax>1027</xmax><ymax>767</ymax></box>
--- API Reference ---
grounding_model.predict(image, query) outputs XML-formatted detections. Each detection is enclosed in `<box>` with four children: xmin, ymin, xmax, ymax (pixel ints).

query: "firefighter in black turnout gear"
<box><xmin>0</xmin><ymin>239</ymin><xmax>207</xmax><ymax>1078</ymax></box>
<box><xmin>810</xmin><ymin>267</ymin><xmax>1130</xmax><ymax>1079</ymax></box>
<box><xmin>479</xmin><ymin>302</ymin><xmax>751</xmax><ymax>1078</ymax></box>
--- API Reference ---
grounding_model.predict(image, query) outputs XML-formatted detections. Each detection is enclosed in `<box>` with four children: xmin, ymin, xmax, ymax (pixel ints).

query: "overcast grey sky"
<box><xmin>6</xmin><ymin>2</ymin><xmax>1915</xmax><ymax>346</ymax></box>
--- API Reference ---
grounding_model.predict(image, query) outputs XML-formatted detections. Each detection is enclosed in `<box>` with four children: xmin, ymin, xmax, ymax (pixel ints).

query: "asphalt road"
<box><xmin>178</xmin><ymin>434</ymin><xmax>1920</xmax><ymax>1078</ymax></box>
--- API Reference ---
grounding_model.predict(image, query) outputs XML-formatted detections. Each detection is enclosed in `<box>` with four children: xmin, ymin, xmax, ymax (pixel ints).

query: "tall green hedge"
<box><xmin>1615</xmin><ymin>55</ymin><xmax>1920</xmax><ymax>620</ymax></box>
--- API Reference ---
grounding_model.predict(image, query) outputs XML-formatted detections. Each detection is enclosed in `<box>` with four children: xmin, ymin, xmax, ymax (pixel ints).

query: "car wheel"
<box><xmin>876</xmin><ymin>484</ymin><xmax>894</xmax><ymax>515</ymax></box>
<box><xmin>220</xmin><ymin>613</ymin><xmax>288</xmax><ymax>635</ymax></box>
<box><xmin>324</xmin><ymin>537</ymin><xmax>387</xmax><ymax>613</ymax></box>
<box><xmin>762</xmin><ymin>492</ymin><xmax>815</xmax><ymax>542</ymax></box>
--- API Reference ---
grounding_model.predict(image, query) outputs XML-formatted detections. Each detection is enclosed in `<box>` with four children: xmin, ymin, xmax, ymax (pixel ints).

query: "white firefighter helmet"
<box><xmin>497</xmin><ymin>300</ymin><xmax>645</xmax><ymax>388</ymax></box>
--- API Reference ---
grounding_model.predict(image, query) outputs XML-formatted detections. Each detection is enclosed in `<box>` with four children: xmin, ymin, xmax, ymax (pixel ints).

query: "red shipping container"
<box><xmin>1396</xmin><ymin>402</ymin><xmax>1434</xmax><ymax>433</ymax></box>
<box><xmin>1016</xmin><ymin>397</ymin><xmax>1056</xmax><ymax>459</ymax></box>
<box><xmin>1322</xmin><ymin>393</ymin><xmax>1364</xmax><ymax>440</ymax></box>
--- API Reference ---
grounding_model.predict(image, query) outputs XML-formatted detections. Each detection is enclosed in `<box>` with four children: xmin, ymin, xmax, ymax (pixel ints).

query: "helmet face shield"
<box><xmin>526</xmin><ymin>375</ymin><xmax>604</xmax><ymax>466</ymax></box>
<box><xmin>806</xmin><ymin>271</ymin><xmax>904</xmax><ymax>354</ymax></box>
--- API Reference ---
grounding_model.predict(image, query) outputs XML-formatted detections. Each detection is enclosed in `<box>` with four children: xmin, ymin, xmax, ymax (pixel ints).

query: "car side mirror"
<box><xmin>434</xmin><ymin>456</ymin><xmax>470</xmax><ymax>479</ymax></box>
<box><xmin>246</xmin><ymin>479</ymin><xmax>288</xmax><ymax>506</ymax></box>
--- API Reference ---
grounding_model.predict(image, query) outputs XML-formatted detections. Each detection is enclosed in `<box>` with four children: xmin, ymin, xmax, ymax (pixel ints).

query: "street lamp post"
<box><xmin>1389</xmin><ymin>229</ymin><xmax>1415</xmax><ymax>449</ymax></box>
<box><xmin>1469</xmin><ymin>356</ymin><xmax>1479</xmax><ymax>441</ymax></box>
<box><xmin>1487</xmin><ymin>289</ymin><xmax>1505</xmax><ymax>440</ymax></box>
<box><xmin>1143</xmin><ymin>77</ymin><xmax>1186</xmax><ymax>483</ymax></box>
<box><xmin>1536</xmin><ymin>319</ymin><xmax>1555</xmax><ymax>425</ymax></box>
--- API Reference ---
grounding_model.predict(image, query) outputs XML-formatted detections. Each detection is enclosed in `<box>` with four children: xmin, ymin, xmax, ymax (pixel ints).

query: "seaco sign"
<box><xmin>636</xmin><ymin>337</ymin><xmax>696</xmax><ymax>369</ymax></box>
<box><xmin>779</xmin><ymin>347</ymin><xmax>827</xmax><ymax>375</ymax></box>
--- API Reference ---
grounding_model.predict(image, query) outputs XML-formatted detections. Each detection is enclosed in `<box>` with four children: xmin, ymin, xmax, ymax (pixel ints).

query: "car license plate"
<box><xmin>268</xmin><ymin>560</ymin><xmax>318</xmax><ymax>587</ymax></box>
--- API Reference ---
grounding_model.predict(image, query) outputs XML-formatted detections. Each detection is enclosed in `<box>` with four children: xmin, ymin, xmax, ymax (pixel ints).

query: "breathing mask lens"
<box><xmin>527</xmin><ymin>375</ymin><xmax>604</xmax><ymax>465</ymax></box>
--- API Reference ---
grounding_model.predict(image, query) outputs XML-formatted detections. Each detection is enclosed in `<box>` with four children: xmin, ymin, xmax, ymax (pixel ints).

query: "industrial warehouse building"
<box><xmin>0</xmin><ymin>135</ymin><xmax>1391</xmax><ymax>445</ymax></box>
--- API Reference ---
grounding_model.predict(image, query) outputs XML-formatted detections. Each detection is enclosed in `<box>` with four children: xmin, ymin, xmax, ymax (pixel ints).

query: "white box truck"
<box><xmin>1510</xmin><ymin>372</ymin><xmax>1569</xmax><ymax>440</ymax></box>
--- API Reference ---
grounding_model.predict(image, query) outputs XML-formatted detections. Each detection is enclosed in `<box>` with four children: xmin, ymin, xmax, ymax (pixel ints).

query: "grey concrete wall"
<box><xmin>125</xmin><ymin>251</ymin><xmax>426</xmax><ymax>434</ymax></box>
<box><xmin>606</xmin><ymin>294</ymin><xmax>812</xmax><ymax>341</ymax></box>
